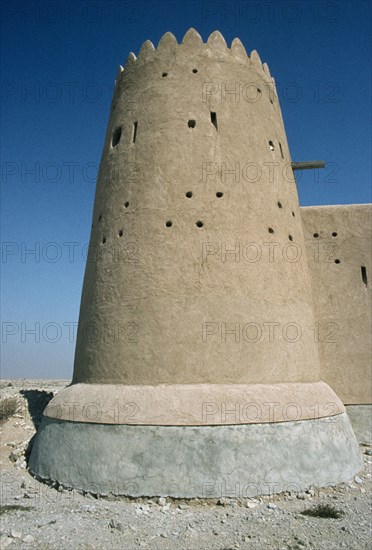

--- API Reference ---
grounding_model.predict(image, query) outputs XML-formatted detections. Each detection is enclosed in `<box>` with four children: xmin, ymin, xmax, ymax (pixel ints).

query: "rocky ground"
<box><xmin>0</xmin><ymin>380</ymin><xmax>371</xmax><ymax>549</ymax></box>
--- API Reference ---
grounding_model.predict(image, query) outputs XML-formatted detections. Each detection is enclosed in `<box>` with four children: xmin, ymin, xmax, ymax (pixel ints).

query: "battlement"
<box><xmin>116</xmin><ymin>28</ymin><xmax>273</xmax><ymax>85</ymax></box>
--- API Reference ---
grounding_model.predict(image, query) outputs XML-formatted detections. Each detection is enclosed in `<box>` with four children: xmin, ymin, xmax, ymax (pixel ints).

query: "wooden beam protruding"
<box><xmin>291</xmin><ymin>161</ymin><xmax>326</xmax><ymax>170</ymax></box>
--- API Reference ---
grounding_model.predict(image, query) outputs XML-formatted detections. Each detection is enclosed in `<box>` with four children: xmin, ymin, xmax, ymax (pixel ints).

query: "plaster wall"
<box><xmin>72</xmin><ymin>30</ymin><xmax>321</xmax><ymax>388</ymax></box>
<box><xmin>301</xmin><ymin>204</ymin><xmax>372</xmax><ymax>404</ymax></box>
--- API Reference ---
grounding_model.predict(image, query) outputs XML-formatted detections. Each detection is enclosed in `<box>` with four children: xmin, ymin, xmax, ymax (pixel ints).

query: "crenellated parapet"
<box><xmin>114</xmin><ymin>29</ymin><xmax>274</xmax><ymax>87</ymax></box>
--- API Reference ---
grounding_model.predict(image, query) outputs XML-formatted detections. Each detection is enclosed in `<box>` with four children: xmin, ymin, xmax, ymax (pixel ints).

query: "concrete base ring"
<box><xmin>29</xmin><ymin>412</ymin><xmax>363</xmax><ymax>498</ymax></box>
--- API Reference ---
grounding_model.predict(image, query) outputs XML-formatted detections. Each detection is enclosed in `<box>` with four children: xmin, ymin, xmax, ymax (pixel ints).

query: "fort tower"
<box><xmin>29</xmin><ymin>29</ymin><xmax>363</xmax><ymax>497</ymax></box>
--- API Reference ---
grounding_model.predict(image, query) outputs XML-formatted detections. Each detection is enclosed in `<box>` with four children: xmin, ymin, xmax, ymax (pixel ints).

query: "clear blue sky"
<box><xmin>1</xmin><ymin>0</ymin><xmax>371</xmax><ymax>379</ymax></box>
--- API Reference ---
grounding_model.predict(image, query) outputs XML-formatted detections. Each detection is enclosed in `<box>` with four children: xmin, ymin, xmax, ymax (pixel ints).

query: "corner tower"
<box><xmin>29</xmin><ymin>29</ymin><xmax>362</xmax><ymax>498</ymax></box>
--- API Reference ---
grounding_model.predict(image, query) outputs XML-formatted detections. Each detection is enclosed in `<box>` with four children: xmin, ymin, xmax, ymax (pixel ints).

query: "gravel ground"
<box><xmin>0</xmin><ymin>380</ymin><xmax>371</xmax><ymax>549</ymax></box>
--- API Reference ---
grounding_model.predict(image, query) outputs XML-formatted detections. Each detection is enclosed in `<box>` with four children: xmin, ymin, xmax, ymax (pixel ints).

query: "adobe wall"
<box><xmin>72</xmin><ymin>30</ymin><xmax>322</xmax><ymax>388</ymax></box>
<box><xmin>301</xmin><ymin>204</ymin><xmax>372</xmax><ymax>404</ymax></box>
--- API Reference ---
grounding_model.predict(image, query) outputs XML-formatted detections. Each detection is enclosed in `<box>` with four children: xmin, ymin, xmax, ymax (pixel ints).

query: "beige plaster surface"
<box><xmin>44</xmin><ymin>381</ymin><xmax>344</xmax><ymax>425</ymax></box>
<box><xmin>302</xmin><ymin>204</ymin><xmax>371</xmax><ymax>405</ymax></box>
<box><xmin>71</xmin><ymin>30</ymin><xmax>322</xmax><ymax>392</ymax></box>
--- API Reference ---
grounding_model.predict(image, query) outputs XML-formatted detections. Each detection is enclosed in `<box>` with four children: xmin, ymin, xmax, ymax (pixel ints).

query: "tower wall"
<box><xmin>72</xmin><ymin>30</ymin><xmax>321</xmax><ymax>389</ymax></box>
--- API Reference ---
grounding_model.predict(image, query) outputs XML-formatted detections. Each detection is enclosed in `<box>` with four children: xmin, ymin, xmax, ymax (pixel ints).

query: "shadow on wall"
<box><xmin>21</xmin><ymin>390</ymin><xmax>54</xmax><ymax>466</ymax></box>
<box><xmin>20</xmin><ymin>390</ymin><xmax>54</xmax><ymax>429</ymax></box>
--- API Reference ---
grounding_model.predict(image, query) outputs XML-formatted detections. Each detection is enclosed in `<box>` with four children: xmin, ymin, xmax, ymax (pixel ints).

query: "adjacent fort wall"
<box><xmin>301</xmin><ymin>204</ymin><xmax>371</xmax><ymax>406</ymax></box>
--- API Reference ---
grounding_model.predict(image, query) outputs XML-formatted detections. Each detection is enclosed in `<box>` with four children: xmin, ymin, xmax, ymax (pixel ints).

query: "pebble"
<box><xmin>82</xmin><ymin>505</ymin><xmax>96</xmax><ymax>513</ymax></box>
<box><xmin>246</xmin><ymin>501</ymin><xmax>258</xmax><ymax>509</ymax></box>
<box><xmin>294</xmin><ymin>535</ymin><xmax>308</xmax><ymax>546</ymax></box>
<box><xmin>139</xmin><ymin>504</ymin><xmax>150</xmax><ymax>512</ymax></box>
<box><xmin>0</xmin><ymin>536</ymin><xmax>13</xmax><ymax>548</ymax></box>
<box><xmin>10</xmin><ymin>529</ymin><xmax>22</xmax><ymax>539</ymax></box>
<box><xmin>109</xmin><ymin>519</ymin><xmax>126</xmax><ymax>532</ymax></box>
<box><xmin>267</xmin><ymin>502</ymin><xmax>277</xmax><ymax>509</ymax></box>
<box><xmin>158</xmin><ymin>497</ymin><xmax>167</xmax><ymax>506</ymax></box>
<box><xmin>354</xmin><ymin>476</ymin><xmax>363</xmax><ymax>485</ymax></box>
<box><xmin>22</xmin><ymin>535</ymin><xmax>35</xmax><ymax>544</ymax></box>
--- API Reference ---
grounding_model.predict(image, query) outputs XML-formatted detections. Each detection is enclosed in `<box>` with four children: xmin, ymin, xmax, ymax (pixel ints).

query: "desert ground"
<box><xmin>0</xmin><ymin>379</ymin><xmax>371</xmax><ymax>549</ymax></box>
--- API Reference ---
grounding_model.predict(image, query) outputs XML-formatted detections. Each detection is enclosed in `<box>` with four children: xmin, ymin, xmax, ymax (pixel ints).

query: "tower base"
<box><xmin>29</xmin><ymin>413</ymin><xmax>362</xmax><ymax>498</ymax></box>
